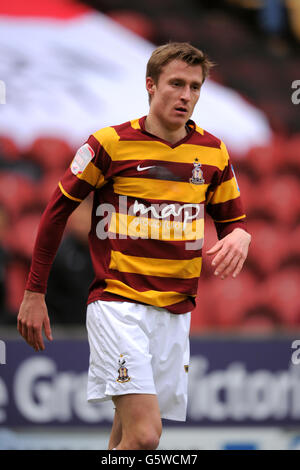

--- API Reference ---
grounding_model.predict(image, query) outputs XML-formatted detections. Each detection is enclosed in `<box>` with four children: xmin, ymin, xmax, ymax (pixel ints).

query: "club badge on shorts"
<box><xmin>190</xmin><ymin>158</ymin><xmax>205</xmax><ymax>185</ymax></box>
<box><xmin>117</xmin><ymin>354</ymin><xmax>131</xmax><ymax>383</ymax></box>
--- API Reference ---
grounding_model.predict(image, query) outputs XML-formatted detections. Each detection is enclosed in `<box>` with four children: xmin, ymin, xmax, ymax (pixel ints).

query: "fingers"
<box><xmin>17</xmin><ymin>316</ymin><xmax>25</xmax><ymax>340</ymax></box>
<box><xmin>17</xmin><ymin>293</ymin><xmax>51</xmax><ymax>352</ymax></box>
<box><xmin>217</xmin><ymin>255</ymin><xmax>240</xmax><ymax>279</ymax></box>
<box><xmin>17</xmin><ymin>317</ymin><xmax>46</xmax><ymax>351</ymax></box>
<box><xmin>33</xmin><ymin>325</ymin><xmax>45</xmax><ymax>351</ymax></box>
<box><xmin>206</xmin><ymin>240</ymin><xmax>223</xmax><ymax>255</ymax></box>
<box><xmin>43</xmin><ymin>316</ymin><xmax>53</xmax><ymax>342</ymax></box>
<box><xmin>214</xmin><ymin>251</ymin><xmax>246</xmax><ymax>280</ymax></box>
<box><xmin>26</xmin><ymin>324</ymin><xmax>37</xmax><ymax>351</ymax></box>
<box><xmin>232</xmin><ymin>257</ymin><xmax>245</xmax><ymax>278</ymax></box>
<box><xmin>210</xmin><ymin>244</ymin><xmax>231</xmax><ymax>274</ymax></box>
<box><xmin>208</xmin><ymin>228</ymin><xmax>251</xmax><ymax>278</ymax></box>
<box><xmin>27</xmin><ymin>325</ymin><xmax>44</xmax><ymax>351</ymax></box>
<box><xmin>210</xmin><ymin>239</ymin><xmax>247</xmax><ymax>279</ymax></box>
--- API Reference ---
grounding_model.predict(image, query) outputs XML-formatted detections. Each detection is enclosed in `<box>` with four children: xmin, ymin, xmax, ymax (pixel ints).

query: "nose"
<box><xmin>181</xmin><ymin>85</ymin><xmax>191</xmax><ymax>102</ymax></box>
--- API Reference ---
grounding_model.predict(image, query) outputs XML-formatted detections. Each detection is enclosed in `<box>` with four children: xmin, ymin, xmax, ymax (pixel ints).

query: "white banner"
<box><xmin>0</xmin><ymin>2</ymin><xmax>272</xmax><ymax>153</ymax></box>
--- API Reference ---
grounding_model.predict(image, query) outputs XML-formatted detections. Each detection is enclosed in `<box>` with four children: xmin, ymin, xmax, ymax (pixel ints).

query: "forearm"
<box><xmin>26</xmin><ymin>186</ymin><xmax>80</xmax><ymax>293</ymax></box>
<box><xmin>214</xmin><ymin>219</ymin><xmax>248</xmax><ymax>240</ymax></box>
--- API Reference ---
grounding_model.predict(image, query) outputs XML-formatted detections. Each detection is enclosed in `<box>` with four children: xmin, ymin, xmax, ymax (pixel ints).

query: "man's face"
<box><xmin>146</xmin><ymin>59</ymin><xmax>203</xmax><ymax>131</ymax></box>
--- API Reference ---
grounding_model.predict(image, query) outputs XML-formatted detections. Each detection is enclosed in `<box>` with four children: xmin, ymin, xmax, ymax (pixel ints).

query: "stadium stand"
<box><xmin>25</xmin><ymin>137</ymin><xmax>74</xmax><ymax>173</ymax></box>
<box><xmin>0</xmin><ymin>0</ymin><xmax>299</xmax><ymax>334</ymax></box>
<box><xmin>0</xmin><ymin>173</ymin><xmax>37</xmax><ymax>220</ymax></box>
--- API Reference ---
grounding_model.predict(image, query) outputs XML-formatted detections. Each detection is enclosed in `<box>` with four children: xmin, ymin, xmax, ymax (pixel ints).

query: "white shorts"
<box><xmin>86</xmin><ymin>300</ymin><xmax>191</xmax><ymax>421</ymax></box>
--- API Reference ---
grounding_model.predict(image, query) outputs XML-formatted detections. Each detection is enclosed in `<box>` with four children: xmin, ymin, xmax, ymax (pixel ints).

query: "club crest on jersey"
<box><xmin>116</xmin><ymin>354</ymin><xmax>131</xmax><ymax>383</ymax></box>
<box><xmin>190</xmin><ymin>159</ymin><xmax>205</xmax><ymax>185</ymax></box>
<box><xmin>71</xmin><ymin>143</ymin><xmax>94</xmax><ymax>175</ymax></box>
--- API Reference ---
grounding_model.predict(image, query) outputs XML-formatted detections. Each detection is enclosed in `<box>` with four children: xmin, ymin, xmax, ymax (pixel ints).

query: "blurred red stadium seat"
<box><xmin>201</xmin><ymin>215</ymin><xmax>219</xmax><ymax>279</ymax></box>
<box><xmin>283</xmin><ymin>134</ymin><xmax>300</xmax><ymax>170</ymax></box>
<box><xmin>254</xmin><ymin>174</ymin><xmax>300</xmax><ymax>226</ymax></box>
<box><xmin>237</xmin><ymin>304</ymin><xmax>282</xmax><ymax>333</ymax></box>
<box><xmin>0</xmin><ymin>172</ymin><xmax>37</xmax><ymax>219</ymax></box>
<box><xmin>195</xmin><ymin>270</ymin><xmax>258</xmax><ymax>329</ymax></box>
<box><xmin>258</xmin><ymin>99</ymin><xmax>291</xmax><ymax>135</ymax></box>
<box><xmin>37</xmin><ymin>171</ymin><xmax>61</xmax><ymax>209</ymax></box>
<box><xmin>6</xmin><ymin>212</ymin><xmax>41</xmax><ymax>259</ymax></box>
<box><xmin>258</xmin><ymin>268</ymin><xmax>300</xmax><ymax>326</ymax></box>
<box><xmin>26</xmin><ymin>137</ymin><xmax>73</xmax><ymax>172</ymax></box>
<box><xmin>236</xmin><ymin>172</ymin><xmax>259</xmax><ymax>214</ymax></box>
<box><xmin>190</xmin><ymin>280</ymin><xmax>209</xmax><ymax>332</ymax></box>
<box><xmin>193</xmin><ymin>11</ymin><xmax>254</xmax><ymax>52</ymax></box>
<box><xmin>234</xmin><ymin>59</ymin><xmax>274</xmax><ymax>90</ymax></box>
<box><xmin>0</xmin><ymin>135</ymin><xmax>21</xmax><ymax>161</ymax></box>
<box><xmin>247</xmin><ymin>219</ymin><xmax>289</xmax><ymax>276</ymax></box>
<box><xmin>107</xmin><ymin>10</ymin><xmax>156</xmax><ymax>41</ymax></box>
<box><xmin>155</xmin><ymin>16</ymin><xmax>198</xmax><ymax>43</ymax></box>
<box><xmin>245</xmin><ymin>138</ymin><xmax>284</xmax><ymax>179</ymax></box>
<box><xmin>289</xmin><ymin>225</ymin><xmax>300</xmax><ymax>257</ymax></box>
<box><xmin>5</xmin><ymin>260</ymin><xmax>29</xmax><ymax>314</ymax></box>
<box><xmin>192</xmin><ymin>279</ymin><xmax>215</xmax><ymax>330</ymax></box>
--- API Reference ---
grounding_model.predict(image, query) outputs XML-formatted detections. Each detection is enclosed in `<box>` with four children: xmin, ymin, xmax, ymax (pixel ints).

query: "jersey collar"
<box><xmin>138</xmin><ymin>115</ymin><xmax>196</xmax><ymax>149</ymax></box>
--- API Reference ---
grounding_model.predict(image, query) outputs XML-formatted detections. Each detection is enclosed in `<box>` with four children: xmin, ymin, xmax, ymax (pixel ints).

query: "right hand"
<box><xmin>17</xmin><ymin>290</ymin><xmax>53</xmax><ymax>351</ymax></box>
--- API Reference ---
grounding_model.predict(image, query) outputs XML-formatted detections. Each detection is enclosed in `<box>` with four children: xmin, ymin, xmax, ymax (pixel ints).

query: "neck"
<box><xmin>145</xmin><ymin>114</ymin><xmax>187</xmax><ymax>145</ymax></box>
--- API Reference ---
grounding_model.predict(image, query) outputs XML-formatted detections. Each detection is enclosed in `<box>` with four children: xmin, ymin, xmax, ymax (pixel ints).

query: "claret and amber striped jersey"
<box><xmin>26</xmin><ymin>116</ymin><xmax>246</xmax><ymax>314</ymax></box>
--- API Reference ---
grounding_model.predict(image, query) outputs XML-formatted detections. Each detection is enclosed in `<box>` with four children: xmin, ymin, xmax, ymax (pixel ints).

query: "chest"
<box><xmin>107</xmin><ymin>142</ymin><xmax>219</xmax><ymax>204</ymax></box>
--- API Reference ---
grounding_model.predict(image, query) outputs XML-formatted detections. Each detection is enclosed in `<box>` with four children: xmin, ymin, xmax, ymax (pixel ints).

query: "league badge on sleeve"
<box><xmin>71</xmin><ymin>143</ymin><xmax>95</xmax><ymax>175</ymax></box>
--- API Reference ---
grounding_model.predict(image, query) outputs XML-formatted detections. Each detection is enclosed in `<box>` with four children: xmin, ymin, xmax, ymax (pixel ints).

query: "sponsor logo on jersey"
<box><xmin>137</xmin><ymin>164</ymin><xmax>156</xmax><ymax>171</ymax></box>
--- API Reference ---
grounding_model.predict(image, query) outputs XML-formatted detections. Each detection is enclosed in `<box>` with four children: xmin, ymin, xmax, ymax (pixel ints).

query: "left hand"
<box><xmin>206</xmin><ymin>228</ymin><xmax>251</xmax><ymax>280</ymax></box>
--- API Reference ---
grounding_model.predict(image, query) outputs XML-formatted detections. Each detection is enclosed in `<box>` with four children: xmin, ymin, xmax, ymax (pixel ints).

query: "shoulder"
<box><xmin>92</xmin><ymin>119</ymin><xmax>139</xmax><ymax>142</ymax></box>
<box><xmin>190</xmin><ymin>121</ymin><xmax>230</xmax><ymax>169</ymax></box>
<box><xmin>191</xmin><ymin>121</ymin><xmax>222</xmax><ymax>148</ymax></box>
<box><xmin>91</xmin><ymin>119</ymin><xmax>140</xmax><ymax>150</ymax></box>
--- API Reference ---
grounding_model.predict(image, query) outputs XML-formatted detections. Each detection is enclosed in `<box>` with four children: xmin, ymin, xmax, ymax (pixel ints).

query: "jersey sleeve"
<box><xmin>25</xmin><ymin>134</ymin><xmax>111</xmax><ymax>294</ymax></box>
<box><xmin>206</xmin><ymin>141</ymin><xmax>247</xmax><ymax>239</ymax></box>
<box><xmin>57</xmin><ymin>134</ymin><xmax>110</xmax><ymax>203</ymax></box>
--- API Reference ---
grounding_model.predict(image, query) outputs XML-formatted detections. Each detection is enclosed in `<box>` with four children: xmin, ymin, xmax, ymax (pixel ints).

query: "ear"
<box><xmin>146</xmin><ymin>76</ymin><xmax>156</xmax><ymax>97</ymax></box>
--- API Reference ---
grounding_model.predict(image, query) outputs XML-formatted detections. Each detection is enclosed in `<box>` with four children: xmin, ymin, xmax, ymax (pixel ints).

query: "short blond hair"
<box><xmin>146</xmin><ymin>42</ymin><xmax>214</xmax><ymax>85</ymax></box>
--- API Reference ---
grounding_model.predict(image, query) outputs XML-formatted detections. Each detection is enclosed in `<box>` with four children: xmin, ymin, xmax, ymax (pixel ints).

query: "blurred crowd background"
<box><xmin>0</xmin><ymin>0</ymin><xmax>299</xmax><ymax>333</ymax></box>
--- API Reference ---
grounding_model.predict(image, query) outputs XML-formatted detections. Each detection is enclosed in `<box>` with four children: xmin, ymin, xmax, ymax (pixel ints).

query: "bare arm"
<box><xmin>17</xmin><ymin>187</ymin><xmax>81</xmax><ymax>350</ymax></box>
<box><xmin>17</xmin><ymin>137</ymin><xmax>107</xmax><ymax>350</ymax></box>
